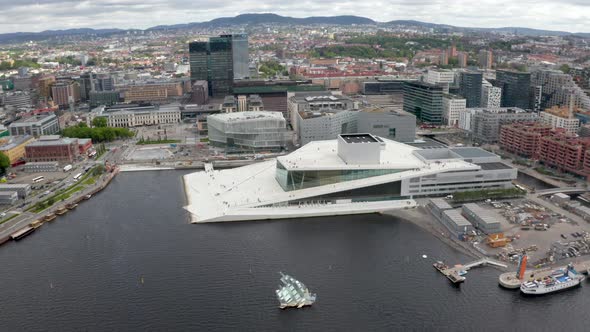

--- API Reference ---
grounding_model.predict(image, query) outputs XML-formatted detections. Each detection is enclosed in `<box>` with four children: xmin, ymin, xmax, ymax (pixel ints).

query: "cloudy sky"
<box><xmin>0</xmin><ymin>0</ymin><xmax>588</xmax><ymax>34</ymax></box>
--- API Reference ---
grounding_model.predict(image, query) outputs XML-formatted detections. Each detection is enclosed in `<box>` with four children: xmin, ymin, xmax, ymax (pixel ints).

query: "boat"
<box><xmin>30</xmin><ymin>219</ymin><xmax>44</xmax><ymax>228</ymax></box>
<box><xmin>520</xmin><ymin>264</ymin><xmax>584</xmax><ymax>295</ymax></box>
<box><xmin>275</xmin><ymin>272</ymin><xmax>316</xmax><ymax>309</ymax></box>
<box><xmin>43</xmin><ymin>214</ymin><xmax>57</xmax><ymax>222</ymax></box>
<box><xmin>66</xmin><ymin>203</ymin><xmax>78</xmax><ymax>210</ymax></box>
<box><xmin>10</xmin><ymin>226</ymin><xmax>36</xmax><ymax>241</ymax></box>
<box><xmin>55</xmin><ymin>207</ymin><xmax>68</xmax><ymax>215</ymax></box>
<box><xmin>83</xmin><ymin>194</ymin><xmax>92</xmax><ymax>200</ymax></box>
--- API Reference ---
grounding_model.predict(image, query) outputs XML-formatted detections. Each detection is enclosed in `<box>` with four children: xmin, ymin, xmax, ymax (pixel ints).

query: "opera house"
<box><xmin>183</xmin><ymin>134</ymin><xmax>516</xmax><ymax>223</ymax></box>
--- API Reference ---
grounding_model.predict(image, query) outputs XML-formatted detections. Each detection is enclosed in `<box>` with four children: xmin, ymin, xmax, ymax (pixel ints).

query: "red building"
<box><xmin>78</xmin><ymin>138</ymin><xmax>93</xmax><ymax>154</ymax></box>
<box><xmin>535</xmin><ymin>130</ymin><xmax>590</xmax><ymax>178</ymax></box>
<box><xmin>500</xmin><ymin>122</ymin><xmax>552</xmax><ymax>158</ymax></box>
<box><xmin>25</xmin><ymin>135</ymin><xmax>79</xmax><ymax>163</ymax></box>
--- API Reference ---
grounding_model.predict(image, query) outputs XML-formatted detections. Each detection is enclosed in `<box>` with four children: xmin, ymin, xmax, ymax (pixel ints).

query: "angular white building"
<box><xmin>184</xmin><ymin>134</ymin><xmax>516</xmax><ymax>223</ymax></box>
<box><xmin>443</xmin><ymin>95</ymin><xmax>466</xmax><ymax>126</ymax></box>
<box><xmin>207</xmin><ymin>111</ymin><xmax>287</xmax><ymax>151</ymax></box>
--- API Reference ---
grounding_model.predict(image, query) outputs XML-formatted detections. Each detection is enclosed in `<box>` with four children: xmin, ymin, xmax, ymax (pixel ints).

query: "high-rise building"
<box><xmin>478</xmin><ymin>50</ymin><xmax>493</xmax><ymax>69</ymax></box>
<box><xmin>459</xmin><ymin>71</ymin><xmax>483</xmax><ymax>108</ymax></box>
<box><xmin>500</xmin><ymin>122</ymin><xmax>552</xmax><ymax>158</ymax></box>
<box><xmin>531</xmin><ymin>69</ymin><xmax>590</xmax><ymax>111</ymax></box>
<box><xmin>189</xmin><ymin>34</ymin><xmax>249</xmax><ymax>97</ymax></box>
<box><xmin>494</xmin><ymin>70</ymin><xmax>531</xmax><ymax>109</ymax></box>
<box><xmin>481</xmin><ymin>82</ymin><xmax>502</xmax><ymax>109</ymax></box>
<box><xmin>443</xmin><ymin>94</ymin><xmax>466</xmax><ymax>126</ymax></box>
<box><xmin>457</xmin><ymin>52</ymin><xmax>468</xmax><ymax>68</ymax></box>
<box><xmin>403</xmin><ymin>81</ymin><xmax>444</xmax><ymax>124</ymax></box>
<box><xmin>225</xmin><ymin>34</ymin><xmax>249</xmax><ymax>80</ymax></box>
<box><xmin>191</xmin><ymin>80</ymin><xmax>209</xmax><ymax>105</ymax></box>
<box><xmin>51</xmin><ymin>80</ymin><xmax>80</xmax><ymax>108</ymax></box>
<box><xmin>37</xmin><ymin>75</ymin><xmax>56</xmax><ymax>99</ymax></box>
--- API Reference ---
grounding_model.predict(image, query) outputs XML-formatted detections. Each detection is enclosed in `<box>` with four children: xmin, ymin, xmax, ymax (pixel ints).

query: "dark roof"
<box><xmin>340</xmin><ymin>134</ymin><xmax>378</xmax><ymax>144</ymax></box>
<box><xmin>476</xmin><ymin>162</ymin><xmax>512</xmax><ymax>170</ymax></box>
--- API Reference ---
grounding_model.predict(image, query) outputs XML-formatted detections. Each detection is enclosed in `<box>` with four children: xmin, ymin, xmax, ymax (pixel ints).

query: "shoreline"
<box><xmin>383</xmin><ymin>207</ymin><xmax>492</xmax><ymax>265</ymax></box>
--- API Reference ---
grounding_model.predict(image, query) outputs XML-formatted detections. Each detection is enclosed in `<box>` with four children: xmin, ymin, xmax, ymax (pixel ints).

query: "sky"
<box><xmin>0</xmin><ymin>0</ymin><xmax>589</xmax><ymax>34</ymax></box>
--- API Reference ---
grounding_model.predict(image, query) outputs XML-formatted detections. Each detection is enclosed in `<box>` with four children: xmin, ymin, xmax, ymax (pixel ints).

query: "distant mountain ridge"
<box><xmin>0</xmin><ymin>13</ymin><xmax>588</xmax><ymax>44</ymax></box>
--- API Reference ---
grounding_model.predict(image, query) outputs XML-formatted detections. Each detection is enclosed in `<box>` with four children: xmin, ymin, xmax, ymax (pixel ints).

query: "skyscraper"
<box><xmin>226</xmin><ymin>34</ymin><xmax>249</xmax><ymax>80</ymax></box>
<box><xmin>459</xmin><ymin>71</ymin><xmax>483</xmax><ymax>108</ymax></box>
<box><xmin>495</xmin><ymin>70</ymin><xmax>532</xmax><ymax>109</ymax></box>
<box><xmin>403</xmin><ymin>81</ymin><xmax>444</xmax><ymax>124</ymax></box>
<box><xmin>189</xmin><ymin>34</ymin><xmax>249</xmax><ymax>97</ymax></box>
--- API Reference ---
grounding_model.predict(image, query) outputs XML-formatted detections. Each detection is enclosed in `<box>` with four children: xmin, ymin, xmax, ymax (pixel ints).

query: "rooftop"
<box><xmin>450</xmin><ymin>147</ymin><xmax>497</xmax><ymax>159</ymax></box>
<box><xmin>443</xmin><ymin>209</ymin><xmax>473</xmax><ymax>228</ymax></box>
<box><xmin>0</xmin><ymin>135</ymin><xmax>33</xmax><ymax>151</ymax></box>
<box><xmin>340</xmin><ymin>133</ymin><xmax>379</xmax><ymax>144</ymax></box>
<box><xmin>209</xmin><ymin>111</ymin><xmax>284</xmax><ymax>122</ymax></box>
<box><xmin>27</xmin><ymin>136</ymin><xmax>77</xmax><ymax>147</ymax></box>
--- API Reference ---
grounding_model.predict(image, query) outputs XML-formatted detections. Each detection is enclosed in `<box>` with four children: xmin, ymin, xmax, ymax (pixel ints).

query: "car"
<box><xmin>561</xmin><ymin>234</ymin><xmax>567</xmax><ymax>239</ymax></box>
<box><xmin>0</xmin><ymin>212</ymin><xmax>6</xmax><ymax>217</ymax></box>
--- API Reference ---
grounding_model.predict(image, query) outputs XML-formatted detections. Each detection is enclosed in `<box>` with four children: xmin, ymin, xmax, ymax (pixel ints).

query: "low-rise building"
<box><xmin>207</xmin><ymin>111</ymin><xmax>287</xmax><ymax>152</ymax></box>
<box><xmin>0</xmin><ymin>191</ymin><xmax>18</xmax><ymax>205</ymax></box>
<box><xmin>90</xmin><ymin>104</ymin><xmax>181</xmax><ymax>128</ymax></box>
<box><xmin>25</xmin><ymin>135</ymin><xmax>79</xmax><ymax>163</ymax></box>
<box><xmin>471</xmin><ymin>107</ymin><xmax>538</xmax><ymax>143</ymax></box>
<box><xmin>0</xmin><ymin>135</ymin><xmax>35</xmax><ymax>164</ymax></box>
<box><xmin>23</xmin><ymin>161</ymin><xmax>59</xmax><ymax>172</ymax></box>
<box><xmin>462</xmin><ymin>203</ymin><xmax>502</xmax><ymax>234</ymax></box>
<box><xmin>9</xmin><ymin>113</ymin><xmax>60</xmax><ymax>137</ymax></box>
<box><xmin>0</xmin><ymin>183</ymin><xmax>31</xmax><ymax>198</ymax></box>
<box><xmin>541</xmin><ymin>105</ymin><xmax>581</xmax><ymax>135</ymax></box>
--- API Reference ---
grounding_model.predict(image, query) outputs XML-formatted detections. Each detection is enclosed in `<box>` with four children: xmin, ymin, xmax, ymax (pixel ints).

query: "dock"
<box><xmin>435</xmin><ymin>258</ymin><xmax>508</xmax><ymax>284</ymax></box>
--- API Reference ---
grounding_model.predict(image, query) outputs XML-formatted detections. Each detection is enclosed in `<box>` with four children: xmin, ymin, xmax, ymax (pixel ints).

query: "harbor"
<box><xmin>1</xmin><ymin>167</ymin><xmax>119</xmax><ymax>244</ymax></box>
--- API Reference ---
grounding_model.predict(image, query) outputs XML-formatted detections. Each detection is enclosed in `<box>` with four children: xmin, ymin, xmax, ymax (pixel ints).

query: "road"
<box><xmin>0</xmin><ymin>147</ymin><xmax>122</xmax><ymax>240</ymax></box>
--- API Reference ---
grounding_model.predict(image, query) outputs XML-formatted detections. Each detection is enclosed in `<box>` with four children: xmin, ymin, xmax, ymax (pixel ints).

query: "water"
<box><xmin>0</xmin><ymin>171</ymin><xmax>587</xmax><ymax>331</ymax></box>
<box><xmin>517</xmin><ymin>171</ymin><xmax>556</xmax><ymax>190</ymax></box>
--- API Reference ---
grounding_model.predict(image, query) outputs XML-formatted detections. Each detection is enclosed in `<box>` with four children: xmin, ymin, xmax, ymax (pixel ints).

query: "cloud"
<box><xmin>0</xmin><ymin>0</ymin><xmax>587</xmax><ymax>33</ymax></box>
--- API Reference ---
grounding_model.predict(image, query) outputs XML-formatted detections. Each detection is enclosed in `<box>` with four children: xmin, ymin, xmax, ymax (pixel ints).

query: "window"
<box><xmin>388</xmin><ymin>128</ymin><xmax>396</xmax><ymax>138</ymax></box>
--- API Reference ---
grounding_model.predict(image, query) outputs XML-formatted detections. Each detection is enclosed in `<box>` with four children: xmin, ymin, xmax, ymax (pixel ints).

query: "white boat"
<box><xmin>520</xmin><ymin>264</ymin><xmax>584</xmax><ymax>295</ymax></box>
<box><xmin>275</xmin><ymin>272</ymin><xmax>316</xmax><ymax>309</ymax></box>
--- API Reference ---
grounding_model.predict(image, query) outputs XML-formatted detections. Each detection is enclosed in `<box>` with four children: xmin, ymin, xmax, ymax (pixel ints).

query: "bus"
<box><xmin>73</xmin><ymin>173</ymin><xmax>83</xmax><ymax>181</ymax></box>
<box><xmin>32</xmin><ymin>176</ymin><xmax>45</xmax><ymax>183</ymax></box>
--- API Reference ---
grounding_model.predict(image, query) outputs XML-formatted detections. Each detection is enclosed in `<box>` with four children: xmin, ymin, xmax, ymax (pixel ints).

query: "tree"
<box><xmin>92</xmin><ymin>117</ymin><xmax>107</xmax><ymax>128</ymax></box>
<box><xmin>0</xmin><ymin>152</ymin><xmax>10</xmax><ymax>174</ymax></box>
<box><xmin>559</xmin><ymin>64</ymin><xmax>571</xmax><ymax>74</ymax></box>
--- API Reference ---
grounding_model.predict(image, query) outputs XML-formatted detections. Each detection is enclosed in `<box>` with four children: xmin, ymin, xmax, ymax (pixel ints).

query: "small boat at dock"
<box><xmin>43</xmin><ymin>214</ymin><xmax>57</xmax><ymax>222</ymax></box>
<box><xmin>83</xmin><ymin>194</ymin><xmax>92</xmax><ymax>200</ymax></box>
<box><xmin>30</xmin><ymin>219</ymin><xmax>44</xmax><ymax>228</ymax></box>
<box><xmin>66</xmin><ymin>203</ymin><xmax>78</xmax><ymax>210</ymax></box>
<box><xmin>55</xmin><ymin>207</ymin><xmax>68</xmax><ymax>215</ymax></box>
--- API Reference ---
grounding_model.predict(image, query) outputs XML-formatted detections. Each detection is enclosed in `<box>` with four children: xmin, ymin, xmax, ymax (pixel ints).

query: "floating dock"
<box><xmin>435</xmin><ymin>258</ymin><xmax>507</xmax><ymax>284</ymax></box>
<box><xmin>10</xmin><ymin>226</ymin><xmax>36</xmax><ymax>241</ymax></box>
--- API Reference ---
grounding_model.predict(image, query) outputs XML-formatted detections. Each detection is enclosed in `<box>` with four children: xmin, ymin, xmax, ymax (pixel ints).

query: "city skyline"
<box><xmin>0</xmin><ymin>1</ymin><xmax>589</xmax><ymax>34</ymax></box>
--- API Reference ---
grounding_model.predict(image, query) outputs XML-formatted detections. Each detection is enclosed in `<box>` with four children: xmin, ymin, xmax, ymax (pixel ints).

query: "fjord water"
<box><xmin>0</xmin><ymin>171</ymin><xmax>585</xmax><ymax>331</ymax></box>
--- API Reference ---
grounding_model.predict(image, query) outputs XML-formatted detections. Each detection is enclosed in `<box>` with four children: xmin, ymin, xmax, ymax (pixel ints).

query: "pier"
<box><xmin>435</xmin><ymin>258</ymin><xmax>508</xmax><ymax>284</ymax></box>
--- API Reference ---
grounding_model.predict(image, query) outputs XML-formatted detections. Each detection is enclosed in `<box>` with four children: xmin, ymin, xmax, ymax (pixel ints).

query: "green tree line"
<box><xmin>62</xmin><ymin>123</ymin><xmax>134</xmax><ymax>142</ymax></box>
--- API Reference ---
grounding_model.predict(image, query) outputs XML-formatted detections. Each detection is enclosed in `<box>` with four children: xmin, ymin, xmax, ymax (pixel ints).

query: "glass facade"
<box><xmin>276</xmin><ymin>161</ymin><xmax>403</xmax><ymax>191</ymax></box>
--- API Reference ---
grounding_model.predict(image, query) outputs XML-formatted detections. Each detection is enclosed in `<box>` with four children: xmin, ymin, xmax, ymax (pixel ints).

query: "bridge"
<box><xmin>462</xmin><ymin>258</ymin><xmax>507</xmax><ymax>270</ymax></box>
<box><xmin>534</xmin><ymin>187</ymin><xmax>588</xmax><ymax>196</ymax></box>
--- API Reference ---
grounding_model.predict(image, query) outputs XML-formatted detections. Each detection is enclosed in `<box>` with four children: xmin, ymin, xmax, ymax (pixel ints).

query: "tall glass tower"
<box><xmin>189</xmin><ymin>34</ymin><xmax>249</xmax><ymax>97</ymax></box>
